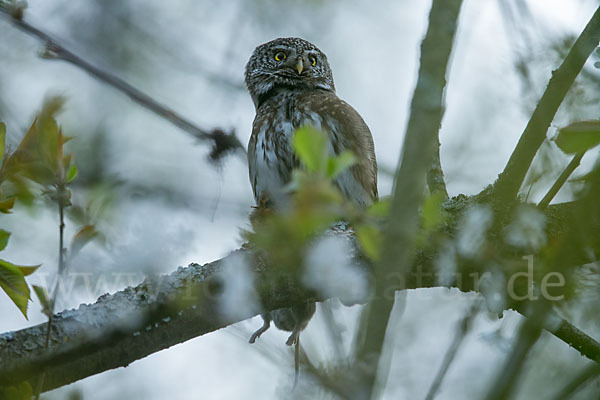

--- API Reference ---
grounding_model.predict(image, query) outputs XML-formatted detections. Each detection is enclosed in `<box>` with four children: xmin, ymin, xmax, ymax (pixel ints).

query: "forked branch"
<box><xmin>493</xmin><ymin>6</ymin><xmax>600</xmax><ymax>202</ymax></box>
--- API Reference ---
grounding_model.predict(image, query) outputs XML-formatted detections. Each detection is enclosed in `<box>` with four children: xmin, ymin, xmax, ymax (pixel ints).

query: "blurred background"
<box><xmin>0</xmin><ymin>0</ymin><xmax>599</xmax><ymax>398</ymax></box>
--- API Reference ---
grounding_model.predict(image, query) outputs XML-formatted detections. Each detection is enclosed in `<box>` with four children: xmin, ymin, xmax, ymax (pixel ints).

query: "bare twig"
<box><xmin>356</xmin><ymin>0</ymin><xmax>464</xmax><ymax>397</ymax></box>
<box><xmin>34</xmin><ymin>184</ymin><xmax>68</xmax><ymax>400</ymax></box>
<box><xmin>493</xmin><ymin>6</ymin><xmax>600</xmax><ymax>202</ymax></box>
<box><xmin>537</xmin><ymin>152</ymin><xmax>584</xmax><ymax>209</ymax></box>
<box><xmin>424</xmin><ymin>300</ymin><xmax>480</xmax><ymax>400</ymax></box>
<box><xmin>0</xmin><ymin>8</ymin><xmax>245</xmax><ymax>161</ymax></box>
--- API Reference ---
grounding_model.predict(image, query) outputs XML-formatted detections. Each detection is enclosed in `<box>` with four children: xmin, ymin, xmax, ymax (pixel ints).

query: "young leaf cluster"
<box><xmin>0</xmin><ymin>98</ymin><xmax>84</xmax><ymax>318</ymax></box>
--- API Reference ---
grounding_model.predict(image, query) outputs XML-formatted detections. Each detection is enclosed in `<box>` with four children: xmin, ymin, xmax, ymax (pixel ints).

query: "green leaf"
<box><xmin>0</xmin><ymin>229</ymin><xmax>10</xmax><ymax>251</ymax></box>
<box><xmin>66</xmin><ymin>164</ymin><xmax>78</xmax><ymax>183</ymax></box>
<box><xmin>70</xmin><ymin>224</ymin><xmax>98</xmax><ymax>256</ymax></box>
<box><xmin>422</xmin><ymin>192</ymin><xmax>445</xmax><ymax>233</ymax></box>
<box><xmin>356</xmin><ymin>224</ymin><xmax>382</xmax><ymax>261</ymax></box>
<box><xmin>367</xmin><ymin>197</ymin><xmax>391</xmax><ymax>218</ymax></box>
<box><xmin>33</xmin><ymin>285</ymin><xmax>52</xmax><ymax>317</ymax></box>
<box><xmin>0</xmin><ymin>259</ymin><xmax>31</xmax><ymax>318</ymax></box>
<box><xmin>0</xmin><ymin>197</ymin><xmax>15</xmax><ymax>213</ymax></box>
<box><xmin>18</xmin><ymin>264</ymin><xmax>41</xmax><ymax>277</ymax></box>
<box><xmin>4</xmin><ymin>119</ymin><xmax>56</xmax><ymax>185</ymax></box>
<box><xmin>0</xmin><ymin>381</ymin><xmax>33</xmax><ymax>400</ymax></box>
<box><xmin>327</xmin><ymin>151</ymin><xmax>357</xmax><ymax>178</ymax></box>
<box><xmin>293</xmin><ymin>125</ymin><xmax>329</xmax><ymax>173</ymax></box>
<box><xmin>555</xmin><ymin>120</ymin><xmax>600</xmax><ymax>154</ymax></box>
<box><xmin>0</xmin><ymin>122</ymin><xmax>5</xmax><ymax>162</ymax></box>
<box><xmin>3</xmin><ymin>98</ymin><xmax>68</xmax><ymax>187</ymax></box>
<box><xmin>63</xmin><ymin>153</ymin><xmax>73</xmax><ymax>171</ymax></box>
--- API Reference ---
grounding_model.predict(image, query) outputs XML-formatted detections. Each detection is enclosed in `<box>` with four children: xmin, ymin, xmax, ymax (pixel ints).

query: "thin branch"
<box><xmin>537</xmin><ymin>152</ymin><xmax>584</xmax><ymax>209</ymax></box>
<box><xmin>493</xmin><ymin>5</ymin><xmax>600</xmax><ymax>202</ymax></box>
<box><xmin>424</xmin><ymin>300</ymin><xmax>479</xmax><ymax>400</ymax></box>
<box><xmin>356</xmin><ymin>0</ymin><xmax>464</xmax><ymax>397</ymax></box>
<box><xmin>0</xmin><ymin>8</ymin><xmax>245</xmax><ymax>161</ymax></box>
<box><xmin>551</xmin><ymin>319</ymin><xmax>600</xmax><ymax>363</ymax></box>
<box><xmin>35</xmin><ymin>172</ymin><xmax>69</xmax><ymax>399</ymax></box>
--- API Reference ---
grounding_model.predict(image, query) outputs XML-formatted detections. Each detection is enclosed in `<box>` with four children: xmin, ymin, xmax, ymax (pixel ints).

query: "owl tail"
<box><xmin>285</xmin><ymin>327</ymin><xmax>302</xmax><ymax>388</ymax></box>
<box><xmin>294</xmin><ymin>336</ymin><xmax>300</xmax><ymax>389</ymax></box>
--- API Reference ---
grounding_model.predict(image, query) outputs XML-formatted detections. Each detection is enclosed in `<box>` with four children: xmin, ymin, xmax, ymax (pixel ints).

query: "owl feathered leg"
<box><xmin>249</xmin><ymin>312</ymin><xmax>303</xmax><ymax>387</ymax></box>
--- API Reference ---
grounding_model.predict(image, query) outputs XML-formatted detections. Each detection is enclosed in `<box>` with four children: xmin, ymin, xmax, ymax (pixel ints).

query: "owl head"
<box><xmin>245</xmin><ymin>37</ymin><xmax>336</xmax><ymax>108</ymax></box>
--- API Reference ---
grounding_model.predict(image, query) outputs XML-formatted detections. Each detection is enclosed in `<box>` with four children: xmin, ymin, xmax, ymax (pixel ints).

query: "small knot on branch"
<box><xmin>205</xmin><ymin>128</ymin><xmax>244</xmax><ymax>162</ymax></box>
<box><xmin>41</xmin><ymin>41</ymin><xmax>61</xmax><ymax>59</ymax></box>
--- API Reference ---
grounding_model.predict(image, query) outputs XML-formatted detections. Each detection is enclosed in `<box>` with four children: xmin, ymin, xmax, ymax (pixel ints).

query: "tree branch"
<box><xmin>427</xmin><ymin>142</ymin><xmax>449</xmax><ymax>199</ymax></box>
<box><xmin>0</xmin><ymin>200</ymin><xmax>598</xmax><ymax>392</ymax></box>
<box><xmin>552</xmin><ymin>319</ymin><xmax>600</xmax><ymax>363</ymax></box>
<box><xmin>0</xmin><ymin>248</ymin><xmax>318</xmax><ymax>392</ymax></box>
<box><xmin>0</xmin><ymin>7</ymin><xmax>245</xmax><ymax>161</ymax></box>
<box><xmin>493</xmin><ymin>5</ymin><xmax>600</xmax><ymax>202</ymax></box>
<box><xmin>537</xmin><ymin>152</ymin><xmax>584</xmax><ymax>209</ymax></box>
<box><xmin>357</xmin><ymin>0</ymin><xmax>463</xmax><ymax>396</ymax></box>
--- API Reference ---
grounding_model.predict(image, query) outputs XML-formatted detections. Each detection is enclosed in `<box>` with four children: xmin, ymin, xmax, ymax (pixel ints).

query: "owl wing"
<box><xmin>300</xmin><ymin>90</ymin><xmax>378</xmax><ymax>205</ymax></box>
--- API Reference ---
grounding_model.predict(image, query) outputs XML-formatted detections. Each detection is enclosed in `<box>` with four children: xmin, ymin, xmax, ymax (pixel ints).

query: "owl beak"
<box><xmin>296</xmin><ymin>58</ymin><xmax>304</xmax><ymax>75</ymax></box>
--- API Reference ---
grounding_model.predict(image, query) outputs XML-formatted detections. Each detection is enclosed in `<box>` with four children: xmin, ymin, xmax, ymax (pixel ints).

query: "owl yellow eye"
<box><xmin>274</xmin><ymin>51</ymin><xmax>286</xmax><ymax>61</ymax></box>
<box><xmin>309</xmin><ymin>56</ymin><xmax>317</xmax><ymax>66</ymax></box>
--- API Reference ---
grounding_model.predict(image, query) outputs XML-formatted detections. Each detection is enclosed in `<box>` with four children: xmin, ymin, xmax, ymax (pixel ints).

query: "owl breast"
<box><xmin>248</xmin><ymin>89</ymin><xmax>375</xmax><ymax>208</ymax></box>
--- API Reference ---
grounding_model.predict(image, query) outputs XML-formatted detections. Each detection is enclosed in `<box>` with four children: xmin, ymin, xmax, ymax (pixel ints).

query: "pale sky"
<box><xmin>0</xmin><ymin>0</ymin><xmax>598</xmax><ymax>398</ymax></box>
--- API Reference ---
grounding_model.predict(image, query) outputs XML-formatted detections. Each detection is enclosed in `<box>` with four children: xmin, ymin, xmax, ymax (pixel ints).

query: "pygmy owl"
<box><xmin>245</xmin><ymin>37</ymin><xmax>377</xmax><ymax>346</ymax></box>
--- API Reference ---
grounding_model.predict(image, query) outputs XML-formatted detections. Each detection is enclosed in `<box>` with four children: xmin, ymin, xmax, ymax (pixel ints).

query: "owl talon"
<box><xmin>249</xmin><ymin>317</ymin><xmax>271</xmax><ymax>344</ymax></box>
<box><xmin>286</xmin><ymin>330</ymin><xmax>300</xmax><ymax>346</ymax></box>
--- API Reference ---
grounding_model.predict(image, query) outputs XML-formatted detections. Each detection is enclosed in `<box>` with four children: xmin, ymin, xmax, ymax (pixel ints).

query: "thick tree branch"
<box><xmin>358</xmin><ymin>0</ymin><xmax>463</xmax><ymax>396</ymax></box>
<box><xmin>0</xmin><ymin>248</ymin><xmax>318</xmax><ymax>392</ymax></box>
<box><xmin>493</xmin><ymin>5</ymin><xmax>600</xmax><ymax>202</ymax></box>
<box><xmin>0</xmin><ymin>7</ymin><xmax>245</xmax><ymax>161</ymax></box>
<box><xmin>0</xmin><ymin>200</ymin><xmax>598</xmax><ymax>392</ymax></box>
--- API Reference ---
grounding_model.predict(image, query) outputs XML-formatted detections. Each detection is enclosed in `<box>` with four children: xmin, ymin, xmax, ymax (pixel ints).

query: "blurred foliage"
<box><xmin>244</xmin><ymin>125</ymin><xmax>453</xmax><ymax>277</ymax></box>
<box><xmin>245</xmin><ymin>126</ymin><xmax>353</xmax><ymax>274</ymax></box>
<box><xmin>0</xmin><ymin>117</ymin><xmax>42</xmax><ymax>318</ymax></box>
<box><xmin>0</xmin><ymin>97</ymin><xmax>98</xmax><ymax>318</ymax></box>
<box><xmin>0</xmin><ymin>381</ymin><xmax>33</xmax><ymax>400</ymax></box>
<box><xmin>292</xmin><ymin>126</ymin><xmax>357</xmax><ymax>180</ymax></box>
